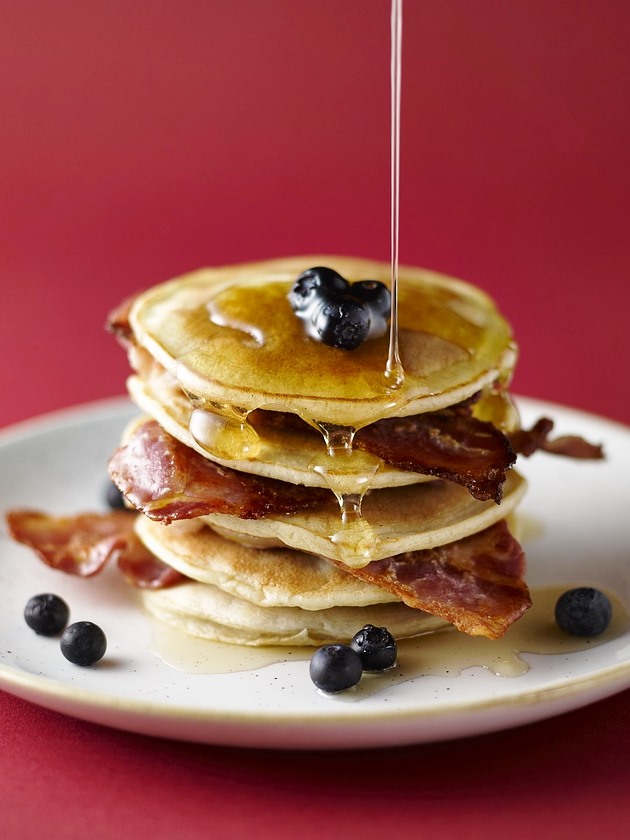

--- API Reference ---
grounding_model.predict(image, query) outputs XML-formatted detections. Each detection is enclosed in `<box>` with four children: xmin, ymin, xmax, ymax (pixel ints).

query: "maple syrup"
<box><xmin>149</xmin><ymin>586</ymin><xmax>629</xmax><ymax>689</ymax></box>
<box><xmin>178</xmin><ymin>275</ymin><xmax>514</xmax><ymax>429</ymax></box>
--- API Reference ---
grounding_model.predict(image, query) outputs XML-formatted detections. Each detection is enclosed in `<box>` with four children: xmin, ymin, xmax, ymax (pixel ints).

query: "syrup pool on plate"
<box><xmin>149</xmin><ymin>586</ymin><xmax>629</xmax><ymax>699</ymax></box>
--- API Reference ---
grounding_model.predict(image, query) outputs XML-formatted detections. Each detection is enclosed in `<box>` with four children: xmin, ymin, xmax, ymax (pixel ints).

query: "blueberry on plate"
<box><xmin>309</xmin><ymin>644</ymin><xmax>363</xmax><ymax>692</ymax></box>
<box><xmin>350</xmin><ymin>624</ymin><xmax>397</xmax><ymax>670</ymax></box>
<box><xmin>288</xmin><ymin>266</ymin><xmax>349</xmax><ymax>313</ymax></box>
<box><xmin>554</xmin><ymin>587</ymin><xmax>612</xmax><ymax>637</ymax></box>
<box><xmin>60</xmin><ymin>621</ymin><xmax>107</xmax><ymax>666</ymax></box>
<box><xmin>312</xmin><ymin>294</ymin><xmax>370</xmax><ymax>350</ymax></box>
<box><xmin>24</xmin><ymin>593</ymin><xmax>70</xmax><ymax>636</ymax></box>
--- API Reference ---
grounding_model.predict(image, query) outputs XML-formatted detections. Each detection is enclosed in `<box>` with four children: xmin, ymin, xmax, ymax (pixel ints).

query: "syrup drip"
<box><xmin>317</xmin><ymin>422</ymin><xmax>356</xmax><ymax>455</ymax></box>
<box><xmin>189</xmin><ymin>403</ymin><xmax>261</xmax><ymax>460</ymax></box>
<box><xmin>310</xmin><ymin>424</ymin><xmax>372</xmax><ymax>502</ymax></box>
<box><xmin>312</xmin><ymin>422</ymin><xmax>380</xmax><ymax>563</ymax></box>
<box><xmin>298</xmin><ymin>142</ymin><xmax>467</xmax><ymax>561</ymax></box>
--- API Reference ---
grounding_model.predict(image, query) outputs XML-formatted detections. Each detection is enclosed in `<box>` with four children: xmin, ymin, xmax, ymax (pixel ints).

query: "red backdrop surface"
<box><xmin>1</xmin><ymin>3</ymin><xmax>629</xmax><ymax>839</ymax></box>
<box><xmin>1</xmin><ymin>0</ymin><xmax>629</xmax><ymax>427</ymax></box>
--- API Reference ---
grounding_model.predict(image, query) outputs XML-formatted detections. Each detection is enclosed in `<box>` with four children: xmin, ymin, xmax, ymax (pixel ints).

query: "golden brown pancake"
<box><xmin>199</xmin><ymin>470</ymin><xmax>526</xmax><ymax>568</ymax></box>
<box><xmin>128</xmin><ymin>256</ymin><xmax>517</xmax><ymax>431</ymax></box>
<box><xmin>126</xmin><ymin>373</ymin><xmax>429</xmax><ymax>490</ymax></box>
<box><xmin>135</xmin><ymin>516</ymin><xmax>398</xmax><ymax>608</ymax></box>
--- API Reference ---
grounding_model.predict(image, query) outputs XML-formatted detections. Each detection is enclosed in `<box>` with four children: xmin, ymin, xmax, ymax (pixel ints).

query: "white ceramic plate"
<box><xmin>1</xmin><ymin>397</ymin><xmax>629</xmax><ymax>749</ymax></box>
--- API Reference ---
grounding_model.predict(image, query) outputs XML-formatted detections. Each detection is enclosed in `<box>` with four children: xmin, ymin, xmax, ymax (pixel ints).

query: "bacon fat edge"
<box><xmin>108</xmin><ymin>419</ymin><xmax>330</xmax><ymax>523</ymax></box>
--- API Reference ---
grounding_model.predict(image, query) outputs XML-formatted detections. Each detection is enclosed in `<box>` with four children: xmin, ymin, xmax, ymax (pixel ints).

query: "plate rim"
<box><xmin>1</xmin><ymin>394</ymin><xmax>629</xmax><ymax>746</ymax></box>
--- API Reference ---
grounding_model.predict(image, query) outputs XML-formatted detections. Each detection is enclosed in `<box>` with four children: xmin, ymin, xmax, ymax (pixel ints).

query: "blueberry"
<box><xmin>288</xmin><ymin>267</ymin><xmax>349</xmax><ymax>313</ymax></box>
<box><xmin>350</xmin><ymin>624</ymin><xmax>397</xmax><ymax>670</ymax></box>
<box><xmin>24</xmin><ymin>594</ymin><xmax>70</xmax><ymax>636</ymax></box>
<box><xmin>309</xmin><ymin>644</ymin><xmax>363</xmax><ymax>692</ymax></box>
<box><xmin>60</xmin><ymin>621</ymin><xmax>107</xmax><ymax>666</ymax></box>
<box><xmin>289</xmin><ymin>267</ymin><xmax>390</xmax><ymax>349</ymax></box>
<box><xmin>105</xmin><ymin>479</ymin><xmax>126</xmax><ymax>510</ymax></box>
<box><xmin>312</xmin><ymin>294</ymin><xmax>370</xmax><ymax>350</ymax></box>
<box><xmin>554</xmin><ymin>587</ymin><xmax>612</xmax><ymax>637</ymax></box>
<box><xmin>352</xmin><ymin>280</ymin><xmax>391</xmax><ymax>315</ymax></box>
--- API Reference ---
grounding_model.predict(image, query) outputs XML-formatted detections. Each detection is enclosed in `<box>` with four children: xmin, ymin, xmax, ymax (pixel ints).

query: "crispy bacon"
<box><xmin>251</xmin><ymin>406</ymin><xmax>515</xmax><ymax>502</ymax></box>
<box><xmin>541</xmin><ymin>434</ymin><xmax>604</xmax><ymax>458</ymax></box>
<box><xmin>510</xmin><ymin>417</ymin><xmax>604</xmax><ymax>459</ymax></box>
<box><xmin>5</xmin><ymin>508</ymin><xmax>183</xmax><ymax>588</ymax></box>
<box><xmin>6</xmin><ymin>509</ymin><xmax>137</xmax><ymax>576</ymax></box>
<box><xmin>337</xmin><ymin>520</ymin><xmax>530</xmax><ymax>638</ymax></box>
<box><xmin>108</xmin><ymin>420</ymin><xmax>330</xmax><ymax>523</ymax></box>
<box><xmin>509</xmin><ymin>416</ymin><xmax>554</xmax><ymax>456</ymax></box>
<box><xmin>355</xmin><ymin>412</ymin><xmax>516</xmax><ymax>503</ymax></box>
<box><xmin>252</xmin><ymin>405</ymin><xmax>603</xmax><ymax>502</ymax></box>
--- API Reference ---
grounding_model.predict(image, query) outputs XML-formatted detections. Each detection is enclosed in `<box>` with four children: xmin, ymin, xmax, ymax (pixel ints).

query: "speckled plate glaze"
<box><xmin>1</xmin><ymin>397</ymin><xmax>629</xmax><ymax>749</ymax></box>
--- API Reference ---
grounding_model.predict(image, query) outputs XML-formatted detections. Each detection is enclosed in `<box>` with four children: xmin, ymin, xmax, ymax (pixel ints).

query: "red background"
<box><xmin>1</xmin><ymin>2</ymin><xmax>629</xmax><ymax>838</ymax></box>
<box><xmin>1</xmin><ymin>0</ymin><xmax>629</xmax><ymax>427</ymax></box>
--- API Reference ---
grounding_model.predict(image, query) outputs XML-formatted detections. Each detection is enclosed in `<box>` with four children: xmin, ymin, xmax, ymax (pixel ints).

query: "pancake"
<box><xmin>126</xmin><ymin>372</ymin><xmax>428</xmax><ymax>490</ymax></box>
<box><xmin>199</xmin><ymin>470</ymin><xmax>526</xmax><ymax>568</ymax></box>
<box><xmin>140</xmin><ymin>582</ymin><xmax>448</xmax><ymax>647</ymax></box>
<box><xmin>134</xmin><ymin>516</ymin><xmax>399</xmax><ymax>608</ymax></box>
<box><xmin>128</xmin><ymin>256</ymin><xmax>517</xmax><ymax>434</ymax></box>
<box><xmin>126</xmin><ymin>367</ymin><xmax>519</xmax><ymax>490</ymax></box>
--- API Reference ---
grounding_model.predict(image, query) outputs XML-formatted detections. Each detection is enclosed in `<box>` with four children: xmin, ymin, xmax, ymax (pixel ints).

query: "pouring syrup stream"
<box><xmin>386</xmin><ymin>0</ymin><xmax>404</xmax><ymax>389</ymax></box>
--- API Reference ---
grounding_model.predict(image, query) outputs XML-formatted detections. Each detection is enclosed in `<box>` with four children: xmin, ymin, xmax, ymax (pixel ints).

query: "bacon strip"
<box><xmin>6</xmin><ymin>509</ymin><xmax>137</xmax><ymax>576</ymax></box>
<box><xmin>541</xmin><ymin>435</ymin><xmax>604</xmax><ymax>458</ymax></box>
<box><xmin>5</xmin><ymin>508</ymin><xmax>183</xmax><ymax>588</ymax></box>
<box><xmin>253</xmin><ymin>406</ymin><xmax>603</xmax><ymax>503</ymax></box>
<box><xmin>355</xmin><ymin>411</ymin><xmax>516</xmax><ymax>503</ymax></box>
<box><xmin>337</xmin><ymin>520</ymin><xmax>530</xmax><ymax>638</ymax></box>
<box><xmin>510</xmin><ymin>416</ymin><xmax>604</xmax><ymax>459</ymax></box>
<box><xmin>252</xmin><ymin>406</ymin><xmax>515</xmax><ymax>502</ymax></box>
<box><xmin>7</xmin><ymin>508</ymin><xmax>528</xmax><ymax>636</ymax></box>
<box><xmin>108</xmin><ymin>420</ymin><xmax>330</xmax><ymax>523</ymax></box>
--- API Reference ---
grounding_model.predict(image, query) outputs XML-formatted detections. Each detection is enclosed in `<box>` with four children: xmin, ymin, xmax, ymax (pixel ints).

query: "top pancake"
<box><xmin>129</xmin><ymin>256</ymin><xmax>517</xmax><ymax>429</ymax></box>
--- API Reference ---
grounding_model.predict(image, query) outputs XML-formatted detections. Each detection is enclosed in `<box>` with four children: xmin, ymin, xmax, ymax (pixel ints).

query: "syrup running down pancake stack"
<box><xmin>105</xmin><ymin>255</ymin><xmax>534</xmax><ymax>646</ymax></box>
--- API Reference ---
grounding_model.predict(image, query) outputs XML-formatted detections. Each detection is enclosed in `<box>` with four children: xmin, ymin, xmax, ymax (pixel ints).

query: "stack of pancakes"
<box><xmin>109</xmin><ymin>256</ymin><xmax>529</xmax><ymax>646</ymax></box>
